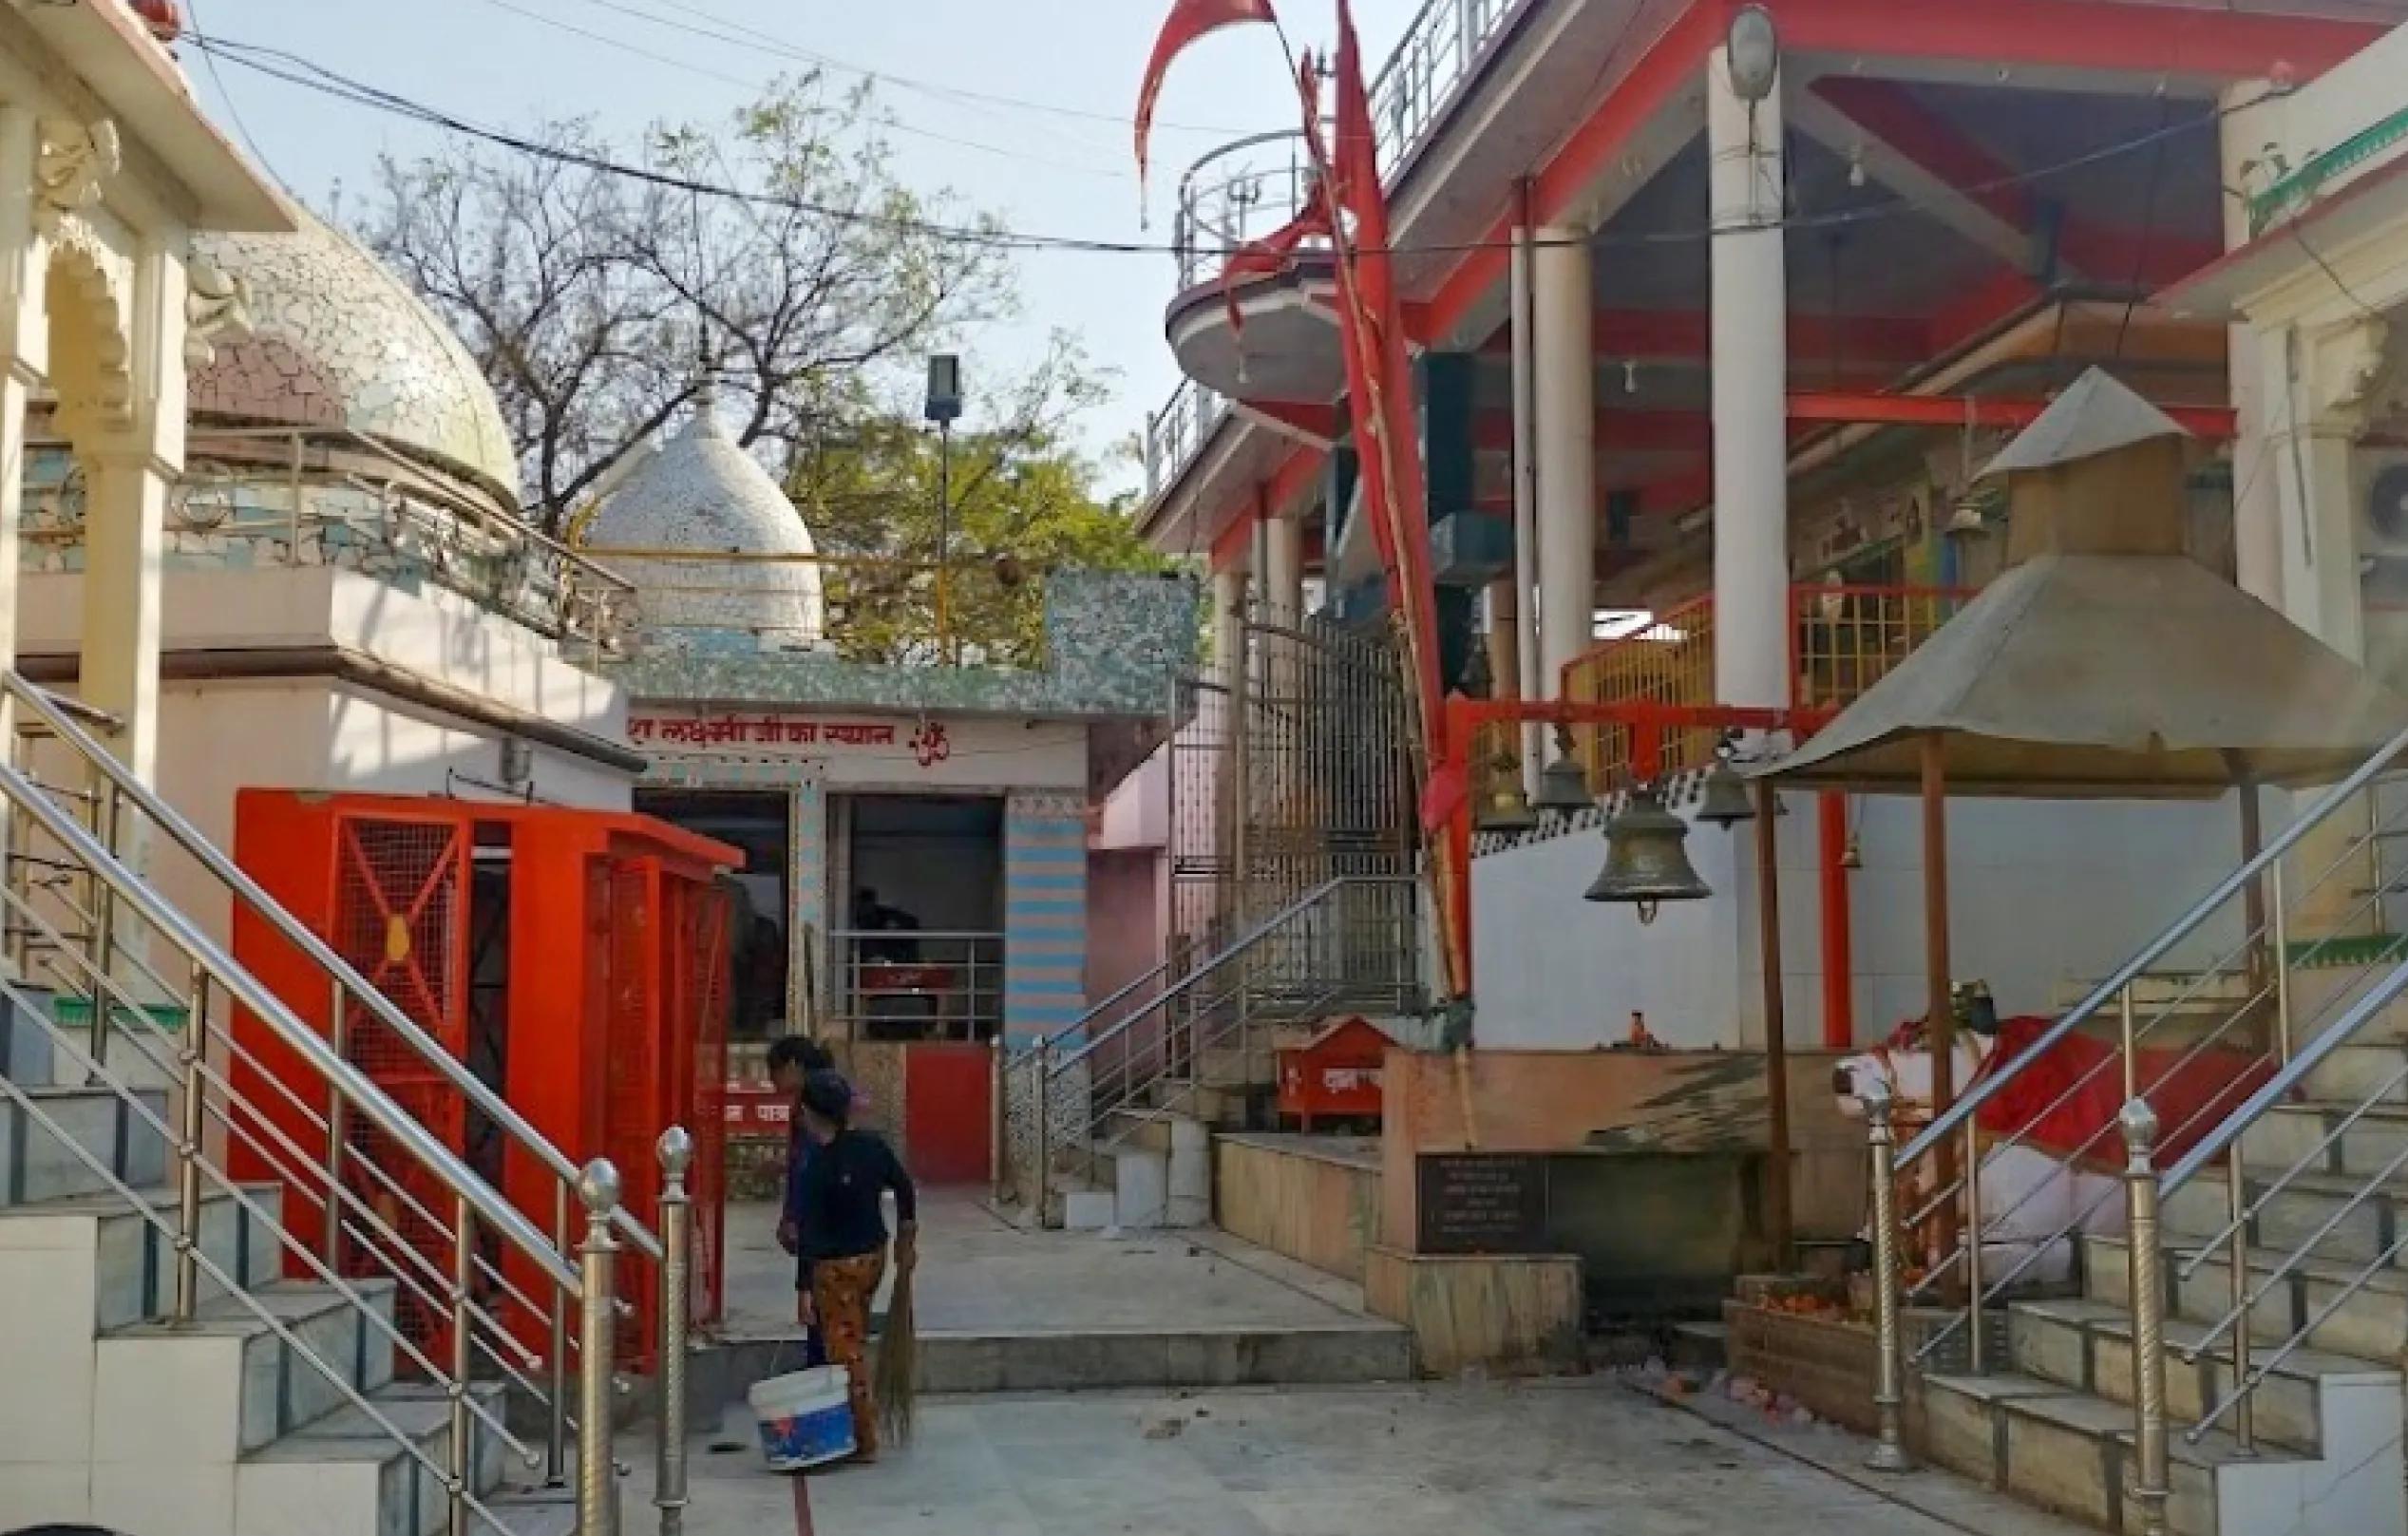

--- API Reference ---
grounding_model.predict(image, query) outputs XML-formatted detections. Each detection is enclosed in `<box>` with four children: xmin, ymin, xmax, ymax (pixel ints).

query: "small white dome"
<box><xmin>583</xmin><ymin>404</ymin><xmax>825</xmax><ymax>648</ymax></box>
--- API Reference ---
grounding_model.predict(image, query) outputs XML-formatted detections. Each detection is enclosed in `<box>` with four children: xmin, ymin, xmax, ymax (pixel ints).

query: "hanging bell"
<box><xmin>1533</xmin><ymin>746</ymin><xmax>1594</xmax><ymax>814</ymax></box>
<box><xmin>1584</xmin><ymin>784</ymin><xmax>1713</xmax><ymax>920</ymax></box>
<box><xmin>1695</xmin><ymin>761</ymin><xmax>1758</xmax><ymax>829</ymax></box>
<box><xmin>1476</xmin><ymin>778</ymin><xmax>1541</xmax><ymax>835</ymax></box>
<box><xmin>1841</xmin><ymin>836</ymin><xmax>1864</xmax><ymax>870</ymax></box>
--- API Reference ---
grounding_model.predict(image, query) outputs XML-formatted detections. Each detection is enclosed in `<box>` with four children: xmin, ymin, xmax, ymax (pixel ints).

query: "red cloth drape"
<box><xmin>1970</xmin><ymin>1014</ymin><xmax>2276</xmax><ymax>1170</ymax></box>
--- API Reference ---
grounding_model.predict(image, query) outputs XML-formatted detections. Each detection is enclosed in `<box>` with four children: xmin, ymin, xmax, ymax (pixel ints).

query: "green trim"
<box><xmin>2285</xmin><ymin>933</ymin><xmax>2408</xmax><ymax>970</ymax></box>
<box><xmin>2249</xmin><ymin>104</ymin><xmax>2408</xmax><ymax>235</ymax></box>
<box><xmin>48</xmin><ymin>997</ymin><xmax>192</xmax><ymax>1033</ymax></box>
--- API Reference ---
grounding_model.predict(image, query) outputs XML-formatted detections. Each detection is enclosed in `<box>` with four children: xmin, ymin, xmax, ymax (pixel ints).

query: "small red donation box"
<box><xmin>1275</xmin><ymin>1017</ymin><xmax>1389</xmax><ymax>1129</ymax></box>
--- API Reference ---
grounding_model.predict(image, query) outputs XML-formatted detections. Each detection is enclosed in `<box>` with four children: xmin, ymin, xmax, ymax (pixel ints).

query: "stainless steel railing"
<box><xmin>829</xmin><ymin>929</ymin><xmax>1004</xmax><ymax>1042</ymax></box>
<box><xmin>1859</xmin><ymin>716</ymin><xmax>2408</xmax><ymax>1475</ymax></box>
<box><xmin>0</xmin><ymin>673</ymin><xmax>696</xmax><ymax>1535</ymax></box>
<box><xmin>1006</xmin><ymin>875</ymin><xmax>1421</xmax><ymax>1210</ymax></box>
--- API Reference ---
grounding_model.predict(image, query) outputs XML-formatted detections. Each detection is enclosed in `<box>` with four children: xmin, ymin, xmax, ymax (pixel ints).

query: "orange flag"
<box><xmin>1135</xmin><ymin>0</ymin><xmax>1279</xmax><ymax>194</ymax></box>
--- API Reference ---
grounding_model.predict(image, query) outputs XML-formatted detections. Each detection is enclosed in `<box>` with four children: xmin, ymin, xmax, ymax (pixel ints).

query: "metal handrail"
<box><xmin>1047</xmin><ymin>874</ymin><xmax>1417</xmax><ymax>1079</ymax></box>
<box><xmin>1899</xmin><ymin>717</ymin><xmax>2408</xmax><ymax>1167</ymax></box>
<box><xmin>0</xmin><ymin>749</ymin><xmax>578</xmax><ymax>1290</ymax></box>
<box><xmin>4</xmin><ymin>673</ymin><xmax>664</xmax><ymax>1261</ymax></box>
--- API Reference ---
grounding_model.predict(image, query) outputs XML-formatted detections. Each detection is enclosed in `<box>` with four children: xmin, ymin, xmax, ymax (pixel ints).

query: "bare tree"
<box><xmin>363</xmin><ymin>74</ymin><xmax>1017</xmax><ymax>533</ymax></box>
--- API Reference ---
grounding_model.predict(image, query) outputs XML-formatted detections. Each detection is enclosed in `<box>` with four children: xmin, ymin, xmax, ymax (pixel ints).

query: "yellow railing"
<box><xmin>1544</xmin><ymin>584</ymin><xmax>1973</xmax><ymax>796</ymax></box>
<box><xmin>1561</xmin><ymin>596</ymin><xmax>1721</xmax><ymax>793</ymax></box>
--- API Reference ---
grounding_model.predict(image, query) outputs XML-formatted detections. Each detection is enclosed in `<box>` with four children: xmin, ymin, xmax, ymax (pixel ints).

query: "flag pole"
<box><xmin>1268</xmin><ymin>15</ymin><xmax>1469</xmax><ymax>1007</ymax></box>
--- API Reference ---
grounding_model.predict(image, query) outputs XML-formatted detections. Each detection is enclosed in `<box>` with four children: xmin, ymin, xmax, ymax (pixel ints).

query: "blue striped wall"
<box><xmin>1003</xmin><ymin>792</ymin><xmax>1089</xmax><ymax>1047</ymax></box>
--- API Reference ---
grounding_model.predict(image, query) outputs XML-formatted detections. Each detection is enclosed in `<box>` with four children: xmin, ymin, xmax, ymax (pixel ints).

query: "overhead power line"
<box><xmin>192</xmin><ymin>31</ymin><xmax>2285</xmax><ymax>271</ymax></box>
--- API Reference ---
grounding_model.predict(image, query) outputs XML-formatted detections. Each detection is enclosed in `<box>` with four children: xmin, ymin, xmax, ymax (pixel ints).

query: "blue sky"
<box><xmin>183</xmin><ymin>0</ymin><xmax>1418</xmax><ymax>491</ymax></box>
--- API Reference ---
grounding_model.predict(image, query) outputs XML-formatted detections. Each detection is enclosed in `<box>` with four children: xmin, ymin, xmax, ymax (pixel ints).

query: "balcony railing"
<box><xmin>1147</xmin><ymin>0</ymin><xmax>1522</xmax><ymax>497</ymax></box>
<box><xmin>828</xmin><ymin>929</ymin><xmax>1004</xmax><ymax>1043</ymax></box>
<box><xmin>1543</xmin><ymin>583</ymin><xmax>1972</xmax><ymax>798</ymax></box>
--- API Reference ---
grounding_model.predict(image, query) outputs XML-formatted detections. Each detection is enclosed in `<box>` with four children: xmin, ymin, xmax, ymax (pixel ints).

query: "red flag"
<box><xmin>1322</xmin><ymin>0</ymin><xmax>1447</xmax><ymax>757</ymax></box>
<box><xmin>1135</xmin><ymin>0</ymin><xmax>1279</xmax><ymax>192</ymax></box>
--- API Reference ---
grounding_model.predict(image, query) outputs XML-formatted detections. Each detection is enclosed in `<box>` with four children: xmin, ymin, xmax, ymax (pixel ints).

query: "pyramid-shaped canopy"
<box><xmin>1755</xmin><ymin>554</ymin><xmax>2408</xmax><ymax>796</ymax></box>
<box><xmin>1977</xmin><ymin>368</ymin><xmax>2191</xmax><ymax>481</ymax></box>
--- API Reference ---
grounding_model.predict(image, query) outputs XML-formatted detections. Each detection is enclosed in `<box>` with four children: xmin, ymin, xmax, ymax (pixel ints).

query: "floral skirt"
<box><xmin>809</xmin><ymin>1250</ymin><xmax>887</xmax><ymax>1459</ymax></box>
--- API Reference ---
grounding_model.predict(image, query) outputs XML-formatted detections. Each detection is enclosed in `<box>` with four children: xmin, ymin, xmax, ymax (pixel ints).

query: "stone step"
<box><xmin>0</xmin><ymin>1083</ymin><xmax>167</xmax><ymax>1206</ymax></box>
<box><xmin>2287</xmin><ymin>962</ymin><xmax>2408</xmax><ymax>1049</ymax></box>
<box><xmin>2298</xmin><ymin>1042</ymin><xmax>2408</xmax><ymax>1107</ymax></box>
<box><xmin>1918</xmin><ymin>1369</ymin><xmax>2360</xmax><ymax>1536</ymax></box>
<box><xmin>2241</xmin><ymin>1102</ymin><xmax>2408</xmax><ymax>1183</ymax></box>
<box><xmin>0</xmin><ymin>1181</ymin><xmax>286</xmax><ymax>1331</ymax></box>
<box><xmin>2086</xmin><ymin>1232</ymin><xmax>2408</xmax><ymax>1360</ymax></box>
<box><xmin>232</xmin><ymin>1380</ymin><xmax>511</xmax><ymax>1536</ymax></box>
<box><xmin>97</xmin><ymin>1280</ymin><xmax>400</xmax><ymax>1457</ymax></box>
<box><xmin>708</xmin><ymin>1320</ymin><xmax>1413</xmax><ymax>1399</ymax></box>
<box><xmin>2161</xmin><ymin>1166</ymin><xmax>2408</xmax><ymax>1271</ymax></box>
<box><xmin>2006</xmin><ymin>1296</ymin><xmax>2394</xmax><ymax>1458</ymax></box>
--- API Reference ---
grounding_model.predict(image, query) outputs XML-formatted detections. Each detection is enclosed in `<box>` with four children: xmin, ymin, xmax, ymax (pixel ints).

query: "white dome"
<box><xmin>583</xmin><ymin>405</ymin><xmax>825</xmax><ymax>648</ymax></box>
<box><xmin>189</xmin><ymin>212</ymin><xmax>521</xmax><ymax>504</ymax></box>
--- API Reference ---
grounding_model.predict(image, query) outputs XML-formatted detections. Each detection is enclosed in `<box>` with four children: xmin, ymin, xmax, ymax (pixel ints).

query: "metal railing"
<box><xmin>829</xmin><ymin>929</ymin><xmax>1003</xmax><ymax>1042</ymax></box>
<box><xmin>1858</xmin><ymin>714</ymin><xmax>2408</xmax><ymax>1477</ymax></box>
<box><xmin>0</xmin><ymin>673</ymin><xmax>694</xmax><ymax>1536</ymax></box>
<box><xmin>26</xmin><ymin>426</ymin><xmax>637</xmax><ymax>661</ymax></box>
<box><xmin>1004</xmin><ymin>875</ymin><xmax>1421</xmax><ymax>1210</ymax></box>
<box><xmin>1143</xmin><ymin>0</ymin><xmax>1521</xmax><ymax>496</ymax></box>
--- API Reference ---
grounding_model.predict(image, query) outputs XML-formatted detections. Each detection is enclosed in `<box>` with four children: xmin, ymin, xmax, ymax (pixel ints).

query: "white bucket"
<box><xmin>748</xmin><ymin>1364</ymin><xmax>856</xmax><ymax>1472</ymax></box>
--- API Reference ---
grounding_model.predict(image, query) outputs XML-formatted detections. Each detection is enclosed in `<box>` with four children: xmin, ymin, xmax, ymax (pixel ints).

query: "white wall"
<box><xmin>1474</xmin><ymin>792</ymin><xmax>2251</xmax><ymax>1051</ymax></box>
<box><xmin>1469</xmin><ymin>818</ymin><xmax>1744</xmax><ymax>1049</ymax></box>
<box><xmin>633</xmin><ymin>712</ymin><xmax>1087</xmax><ymax>795</ymax></box>
<box><xmin>135</xmin><ymin>679</ymin><xmax>632</xmax><ymax>956</ymax></box>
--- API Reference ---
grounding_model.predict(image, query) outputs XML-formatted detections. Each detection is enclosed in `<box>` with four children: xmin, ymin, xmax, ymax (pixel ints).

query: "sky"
<box><xmin>181</xmin><ymin>0</ymin><xmax>1422</xmax><ymax>493</ymax></box>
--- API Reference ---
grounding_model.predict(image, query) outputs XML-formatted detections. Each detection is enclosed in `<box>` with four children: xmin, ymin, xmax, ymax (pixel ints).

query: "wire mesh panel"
<box><xmin>329</xmin><ymin>814</ymin><xmax>470</xmax><ymax>1357</ymax></box>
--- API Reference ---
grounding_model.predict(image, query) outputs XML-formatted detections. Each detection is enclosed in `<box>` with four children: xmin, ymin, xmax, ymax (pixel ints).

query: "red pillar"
<box><xmin>1817</xmin><ymin>792</ymin><xmax>1855</xmax><ymax>1049</ymax></box>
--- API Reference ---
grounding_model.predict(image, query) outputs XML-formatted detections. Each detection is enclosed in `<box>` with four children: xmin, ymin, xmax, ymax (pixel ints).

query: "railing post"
<box><xmin>447</xmin><ymin>1193</ymin><xmax>476</xmax><ymax>1536</ymax></box>
<box><xmin>86</xmin><ymin>776</ymin><xmax>120</xmax><ymax>1083</ymax></box>
<box><xmin>1961</xmin><ymin>1115</ymin><xmax>1983</xmax><ymax>1373</ymax></box>
<box><xmin>2123</xmin><ymin>1101</ymin><xmax>2171</xmax><ymax>1536</ymax></box>
<box><xmin>547</xmin><ymin>1179</ymin><xmax>570</xmax><ymax>1486</ymax></box>
<box><xmin>2225</xmin><ymin>1136</ymin><xmax>2255</xmax><ymax>1453</ymax></box>
<box><xmin>989</xmin><ymin>1036</ymin><xmax>1006</xmax><ymax>1204</ymax></box>
<box><xmin>323</xmin><ymin>974</ymin><xmax>350</xmax><ymax>1270</ymax></box>
<box><xmin>2270</xmin><ymin>855</ymin><xmax>2293</xmax><ymax>1063</ymax></box>
<box><xmin>1863</xmin><ymin>1079</ymin><xmax>1912</xmax><ymax>1473</ymax></box>
<box><xmin>654</xmin><ymin>1129</ymin><xmax>693</xmax><ymax>1536</ymax></box>
<box><xmin>172</xmin><ymin>965</ymin><xmax>209</xmax><ymax>1323</ymax></box>
<box><xmin>1033</xmin><ymin>1043</ymin><xmax>1052</xmax><ymax>1224</ymax></box>
<box><xmin>577</xmin><ymin>1159</ymin><xmax>622</xmax><ymax>1536</ymax></box>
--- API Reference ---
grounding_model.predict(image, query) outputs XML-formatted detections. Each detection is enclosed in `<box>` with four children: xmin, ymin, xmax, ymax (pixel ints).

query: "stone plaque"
<box><xmin>1415</xmin><ymin>1152</ymin><xmax>1548</xmax><ymax>1255</ymax></box>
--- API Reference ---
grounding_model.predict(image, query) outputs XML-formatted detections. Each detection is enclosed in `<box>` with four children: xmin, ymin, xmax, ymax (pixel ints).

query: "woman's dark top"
<box><xmin>792</xmin><ymin>1128</ymin><xmax>917</xmax><ymax>1261</ymax></box>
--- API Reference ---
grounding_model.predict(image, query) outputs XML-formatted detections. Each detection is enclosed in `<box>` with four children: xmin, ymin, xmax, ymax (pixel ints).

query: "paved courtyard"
<box><xmin>631</xmin><ymin>1377</ymin><xmax>2095</xmax><ymax>1536</ymax></box>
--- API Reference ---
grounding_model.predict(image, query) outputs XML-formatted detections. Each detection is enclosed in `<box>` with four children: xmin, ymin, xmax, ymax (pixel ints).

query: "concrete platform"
<box><xmin>710</xmin><ymin>1190</ymin><xmax>1412</xmax><ymax>1404</ymax></box>
<box><xmin>626</xmin><ymin>1379</ymin><xmax>2102</xmax><ymax>1536</ymax></box>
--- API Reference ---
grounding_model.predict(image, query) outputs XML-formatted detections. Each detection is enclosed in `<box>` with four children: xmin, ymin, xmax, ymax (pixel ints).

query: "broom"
<box><xmin>873</xmin><ymin>1242</ymin><xmax>919</xmax><ymax>1445</ymax></box>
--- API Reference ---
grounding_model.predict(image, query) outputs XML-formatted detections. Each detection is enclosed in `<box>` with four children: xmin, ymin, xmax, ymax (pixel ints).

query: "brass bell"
<box><xmin>1533</xmin><ymin>729</ymin><xmax>1594</xmax><ymax>814</ymax></box>
<box><xmin>1476</xmin><ymin>749</ymin><xmax>1540</xmax><ymax>834</ymax></box>
<box><xmin>1841</xmin><ymin>836</ymin><xmax>1864</xmax><ymax>870</ymax></box>
<box><xmin>1584</xmin><ymin>783</ymin><xmax>1713</xmax><ymax>921</ymax></box>
<box><xmin>1476</xmin><ymin>779</ymin><xmax>1541</xmax><ymax>835</ymax></box>
<box><xmin>1695</xmin><ymin>761</ymin><xmax>1757</xmax><ymax>829</ymax></box>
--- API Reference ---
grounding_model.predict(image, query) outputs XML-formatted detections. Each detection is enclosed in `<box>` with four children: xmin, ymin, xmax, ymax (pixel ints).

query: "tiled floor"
<box><xmin>628</xmin><ymin>1378</ymin><xmax>2100</xmax><ymax>1536</ymax></box>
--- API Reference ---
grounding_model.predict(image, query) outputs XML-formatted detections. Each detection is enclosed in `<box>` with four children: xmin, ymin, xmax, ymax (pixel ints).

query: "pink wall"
<box><xmin>1085</xmin><ymin>847</ymin><xmax>1166</xmax><ymax>1005</ymax></box>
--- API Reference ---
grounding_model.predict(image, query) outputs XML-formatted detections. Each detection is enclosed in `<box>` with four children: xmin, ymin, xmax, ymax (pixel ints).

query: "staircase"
<box><xmin>1005</xmin><ymin>875</ymin><xmax>1425</xmax><ymax>1229</ymax></box>
<box><xmin>1867</xmin><ymin>735</ymin><xmax>2408</xmax><ymax>1536</ymax></box>
<box><xmin>0</xmin><ymin>674</ymin><xmax>685</xmax><ymax>1536</ymax></box>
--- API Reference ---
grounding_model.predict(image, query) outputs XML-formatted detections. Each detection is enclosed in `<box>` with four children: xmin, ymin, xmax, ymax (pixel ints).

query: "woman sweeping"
<box><xmin>792</xmin><ymin>1068</ymin><xmax>917</xmax><ymax>1463</ymax></box>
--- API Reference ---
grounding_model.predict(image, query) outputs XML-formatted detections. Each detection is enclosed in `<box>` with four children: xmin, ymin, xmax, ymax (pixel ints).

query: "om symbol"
<box><xmin>910</xmin><ymin>721</ymin><xmax>952</xmax><ymax>768</ymax></box>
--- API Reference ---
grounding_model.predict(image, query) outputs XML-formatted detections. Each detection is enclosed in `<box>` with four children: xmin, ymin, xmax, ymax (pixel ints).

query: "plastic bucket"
<box><xmin>749</xmin><ymin>1365</ymin><xmax>855</xmax><ymax>1472</ymax></box>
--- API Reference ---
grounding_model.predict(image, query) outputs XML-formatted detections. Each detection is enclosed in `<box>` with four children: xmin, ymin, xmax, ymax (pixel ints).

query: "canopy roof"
<box><xmin>1754</xmin><ymin>553</ymin><xmax>2408</xmax><ymax>797</ymax></box>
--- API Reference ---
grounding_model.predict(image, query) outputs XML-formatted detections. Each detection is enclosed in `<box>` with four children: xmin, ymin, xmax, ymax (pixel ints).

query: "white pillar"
<box><xmin>2223</xmin><ymin>82</ymin><xmax>2287</xmax><ymax>605</ymax></box>
<box><xmin>1708</xmin><ymin>47</ymin><xmax>1791</xmax><ymax>710</ymax></box>
<box><xmin>1263</xmin><ymin>512</ymin><xmax>1303</xmax><ymax>629</ymax></box>
<box><xmin>1210</xmin><ymin>561</ymin><xmax>1247</xmax><ymax>693</ymax></box>
<box><xmin>0</xmin><ymin>110</ymin><xmax>44</xmax><ymax>725</ymax></box>
<box><xmin>2264</xmin><ymin>323</ymin><xmax>2368</xmax><ymax>663</ymax></box>
<box><xmin>77</xmin><ymin>237</ymin><xmax>186</xmax><ymax>783</ymax></box>
<box><xmin>1508</xmin><ymin>220</ymin><xmax>1544</xmax><ymax>786</ymax></box>
<box><xmin>1532</xmin><ymin>224</ymin><xmax>1595</xmax><ymax>690</ymax></box>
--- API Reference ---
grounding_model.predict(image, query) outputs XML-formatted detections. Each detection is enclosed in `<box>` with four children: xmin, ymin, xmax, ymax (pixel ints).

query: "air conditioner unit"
<box><xmin>2361</xmin><ymin>459</ymin><xmax>2408</xmax><ymax>560</ymax></box>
